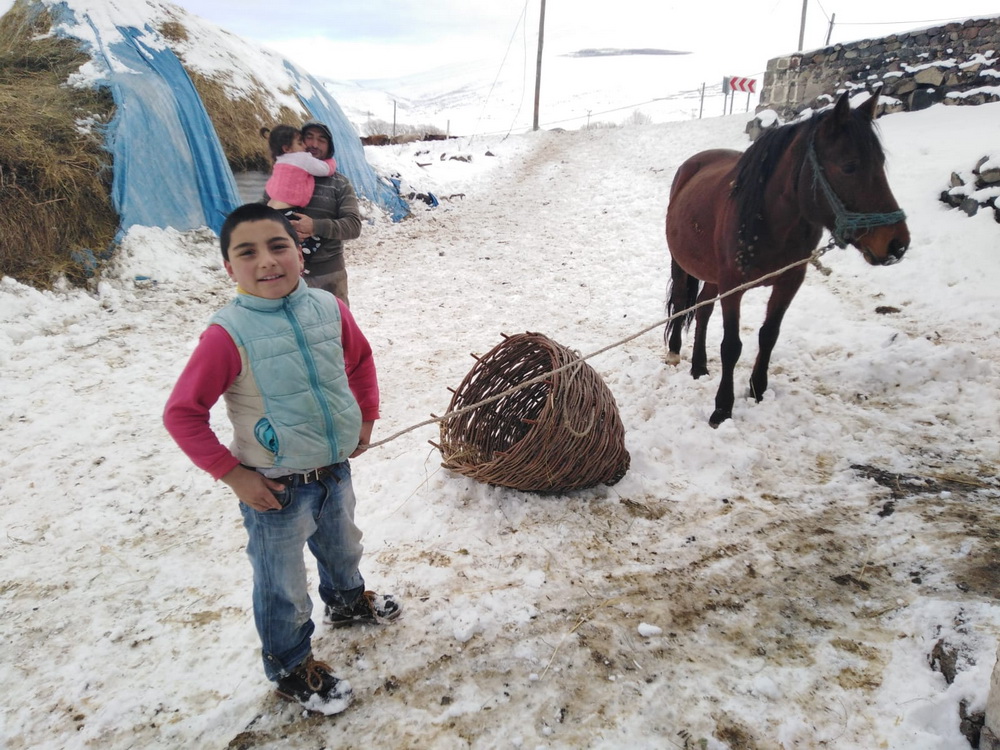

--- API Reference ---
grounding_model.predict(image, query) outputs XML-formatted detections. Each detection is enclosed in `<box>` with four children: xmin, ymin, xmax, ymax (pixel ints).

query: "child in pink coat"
<box><xmin>262</xmin><ymin>125</ymin><xmax>336</xmax><ymax>254</ymax></box>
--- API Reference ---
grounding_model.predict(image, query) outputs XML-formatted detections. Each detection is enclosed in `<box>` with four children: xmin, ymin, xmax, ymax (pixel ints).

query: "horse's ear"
<box><xmin>858</xmin><ymin>90</ymin><xmax>880</xmax><ymax>120</ymax></box>
<box><xmin>832</xmin><ymin>91</ymin><xmax>852</xmax><ymax>125</ymax></box>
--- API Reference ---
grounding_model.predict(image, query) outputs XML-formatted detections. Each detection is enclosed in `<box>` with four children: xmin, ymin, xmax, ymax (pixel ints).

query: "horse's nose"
<box><xmin>878</xmin><ymin>224</ymin><xmax>910</xmax><ymax>265</ymax></box>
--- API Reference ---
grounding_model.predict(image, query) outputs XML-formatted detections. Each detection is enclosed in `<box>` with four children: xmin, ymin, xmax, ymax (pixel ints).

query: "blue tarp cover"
<box><xmin>48</xmin><ymin>2</ymin><xmax>408</xmax><ymax>238</ymax></box>
<box><xmin>288</xmin><ymin>61</ymin><xmax>409</xmax><ymax>222</ymax></box>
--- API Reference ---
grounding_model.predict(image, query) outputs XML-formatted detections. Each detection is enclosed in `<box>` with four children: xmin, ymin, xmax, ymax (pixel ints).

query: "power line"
<box><xmin>834</xmin><ymin>14</ymin><xmax>992</xmax><ymax>26</ymax></box>
<box><xmin>501</xmin><ymin>2</ymin><xmax>532</xmax><ymax>140</ymax></box>
<box><xmin>540</xmin><ymin>89</ymin><xmax>718</xmax><ymax>128</ymax></box>
<box><xmin>466</xmin><ymin>68</ymin><xmax>766</xmax><ymax>137</ymax></box>
<box><xmin>815</xmin><ymin>8</ymin><xmax>990</xmax><ymax>49</ymax></box>
<box><xmin>470</xmin><ymin>0</ymin><xmax>531</xmax><ymax>144</ymax></box>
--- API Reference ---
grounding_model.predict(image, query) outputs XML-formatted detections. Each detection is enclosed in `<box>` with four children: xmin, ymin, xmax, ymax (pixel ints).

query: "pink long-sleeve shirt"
<box><xmin>163</xmin><ymin>297</ymin><xmax>379</xmax><ymax>479</ymax></box>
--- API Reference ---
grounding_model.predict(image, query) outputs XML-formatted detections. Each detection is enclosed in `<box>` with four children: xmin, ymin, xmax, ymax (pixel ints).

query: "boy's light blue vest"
<box><xmin>210</xmin><ymin>280</ymin><xmax>362</xmax><ymax>471</ymax></box>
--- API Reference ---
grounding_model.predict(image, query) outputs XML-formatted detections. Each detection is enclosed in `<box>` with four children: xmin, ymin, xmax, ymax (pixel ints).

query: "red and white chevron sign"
<box><xmin>724</xmin><ymin>76</ymin><xmax>757</xmax><ymax>94</ymax></box>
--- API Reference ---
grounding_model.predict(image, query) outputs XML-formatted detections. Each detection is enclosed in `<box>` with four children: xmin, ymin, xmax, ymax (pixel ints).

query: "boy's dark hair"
<box><xmin>261</xmin><ymin>124</ymin><xmax>299</xmax><ymax>161</ymax></box>
<box><xmin>220</xmin><ymin>203</ymin><xmax>299</xmax><ymax>260</ymax></box>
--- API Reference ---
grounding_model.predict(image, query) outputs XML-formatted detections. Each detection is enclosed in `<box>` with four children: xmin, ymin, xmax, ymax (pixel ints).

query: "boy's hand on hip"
<box><xmin>221</xmin><ymin>465</ymin><xmax>284</xmax><ymax>511</ymax></box>
<box><xmin>350</xmin><ymin>421</ymin><xmax>374</xmax><ymax>459</ymax></box>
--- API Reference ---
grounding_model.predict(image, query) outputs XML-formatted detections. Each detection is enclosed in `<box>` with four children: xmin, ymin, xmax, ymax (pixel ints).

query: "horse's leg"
<box><xmin>664</xmin><ymin>261</ymin><xmax>690</xmax><ymax>365</ymax></box>
<box><xmin>690</xmin><ymin>282</ymin><xmax>717</xmax><ymax>379</ymax></box>
<box><xmin>710</xmin><ymin>291</ymin><xmax>745</xmax><ymax>427</ymax></box>
<box><xmin>749</xmin><ymin>267</ymin><xmax>807</xmax><ymax>403</ymax></box>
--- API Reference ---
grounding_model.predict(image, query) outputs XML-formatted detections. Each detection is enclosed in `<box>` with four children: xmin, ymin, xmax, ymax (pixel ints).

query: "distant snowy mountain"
<box><xmin>323</xmin><ymin>47</ymin><xmax>742</xmax><ymax>139</ymax></box>
<box><xmin>564</xmin><ymin>47</ymin><xmax>690</xmax><ymax>57</ymax></box>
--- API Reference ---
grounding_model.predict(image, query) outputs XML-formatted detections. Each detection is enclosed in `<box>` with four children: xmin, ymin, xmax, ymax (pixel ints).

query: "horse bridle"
<box><xmin>806</xmin><ymin>138</ymin><xmax>907</xmax><ymax>249</ymax></box>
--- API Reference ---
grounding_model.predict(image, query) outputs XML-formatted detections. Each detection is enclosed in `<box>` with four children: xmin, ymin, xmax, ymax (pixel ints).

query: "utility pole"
<box><xmin>533</xmin><ymin>0</ymin><xmax>546</xmax><ymax>131</ymax></box>
<box><xmin>798</xmin><ymin>0</ymin><xmax>807</xmax><ymax>50</ymax></box>
<box><xmin>826</xmin><ymin>13</ymin><xmax>836</xmax><ymax>45</ymax></box>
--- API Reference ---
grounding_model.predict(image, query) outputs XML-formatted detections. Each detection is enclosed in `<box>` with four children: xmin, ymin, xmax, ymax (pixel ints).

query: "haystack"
<box><xmin>0</xmin><ymin>2</ymin><xmax>117</xmax><ymax>287</ymax></box>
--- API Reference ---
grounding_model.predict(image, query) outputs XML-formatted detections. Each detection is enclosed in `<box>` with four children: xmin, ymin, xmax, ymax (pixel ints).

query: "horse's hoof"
<box><xmin>709</xmin><ymin>409</ymin><xmax>731</xmax><ymax>427</ymax></box>
<box><xmin>664</xmin><ymin>351</ymin><xmax>681</xmax><ymax>366</ymax></box>
<box><xmin>691</xmin><ymin>368</ymin><xmax>709</xmax><ymax>380</ymax></box>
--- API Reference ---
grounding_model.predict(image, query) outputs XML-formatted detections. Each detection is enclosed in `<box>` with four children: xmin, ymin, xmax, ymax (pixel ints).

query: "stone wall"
<box><xmin>758</xmin><ymin>15</ymin><xmax>1000</xmax><ymax>119</ymax></box>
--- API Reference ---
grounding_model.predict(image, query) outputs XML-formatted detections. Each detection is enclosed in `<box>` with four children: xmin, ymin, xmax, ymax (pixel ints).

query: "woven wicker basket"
<box><xmin>436</xmin><ymin>332</ymin><xmax>630</xmax><ymax>492</ymax></box>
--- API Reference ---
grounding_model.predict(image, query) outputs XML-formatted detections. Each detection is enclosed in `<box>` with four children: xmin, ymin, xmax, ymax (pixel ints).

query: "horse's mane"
<box><xmin>732</xmin><ymin>104</ymin><xmax>885</xmax><ymax>261</ymax></box>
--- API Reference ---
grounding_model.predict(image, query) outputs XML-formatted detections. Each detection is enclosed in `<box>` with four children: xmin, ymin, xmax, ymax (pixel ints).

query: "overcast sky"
<box><xmin>149</xmin><ymin>0</ymin><xmax>1000</xmax><ymax>79</ymax></box>
<box><xmin>2</xmin><ymin>0</ymin><xmax>998</xmax><ymax>79</ymax></box>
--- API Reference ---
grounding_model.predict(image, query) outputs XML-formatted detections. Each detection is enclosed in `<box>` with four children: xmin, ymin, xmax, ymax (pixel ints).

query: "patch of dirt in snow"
<box><xmin>218</xmin><ymin>468</ymin><xmax>1000</xmax><ymax>749</ymax></box>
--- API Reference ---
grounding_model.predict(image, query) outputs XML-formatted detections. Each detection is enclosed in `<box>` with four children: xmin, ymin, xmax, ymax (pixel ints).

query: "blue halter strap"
<box><xmin>807</xmin><ymin>139</ymin><xmax>907</xmax><ymax>249</ymax></box>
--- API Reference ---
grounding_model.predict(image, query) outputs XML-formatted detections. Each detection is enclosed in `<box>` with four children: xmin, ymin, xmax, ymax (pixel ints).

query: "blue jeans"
<box><xmin>239</xmin><ymin>461</ymin><xmax>365</xmax><ymax>681</ymax></box>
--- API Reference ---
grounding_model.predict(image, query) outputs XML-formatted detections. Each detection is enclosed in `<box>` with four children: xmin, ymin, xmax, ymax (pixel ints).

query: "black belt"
<box><xmin>244</xmin><ymin>464</ymin><xmax>335</xmax><ymax>486</ymax></box>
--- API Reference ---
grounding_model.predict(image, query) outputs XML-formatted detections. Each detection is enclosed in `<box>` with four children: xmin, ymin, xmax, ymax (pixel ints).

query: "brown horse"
<box><xmin>665</xmin><ymin>91</ymin><xmax>910</xmax><ymax>427</ymax></box>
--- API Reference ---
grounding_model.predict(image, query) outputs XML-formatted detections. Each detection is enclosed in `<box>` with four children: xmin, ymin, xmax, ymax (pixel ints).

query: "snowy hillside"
<box><xmin>325</xmin><ymin>51</ymin><xmax>734</xmax><ymax>138</ymax></box>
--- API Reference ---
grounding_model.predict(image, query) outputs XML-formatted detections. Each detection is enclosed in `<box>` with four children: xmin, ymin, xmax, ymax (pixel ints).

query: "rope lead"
<box><xmin>368</xmin><ymin>249</ymin><xmax>828</xmax><ymax>451</ymax></box>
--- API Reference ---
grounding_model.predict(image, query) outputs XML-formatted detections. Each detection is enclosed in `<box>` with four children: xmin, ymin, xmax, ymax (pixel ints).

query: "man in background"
<box><xmin>267</xmin><ymin>121</ymin><xmax>362</xmax><ymax>306</ymax></box>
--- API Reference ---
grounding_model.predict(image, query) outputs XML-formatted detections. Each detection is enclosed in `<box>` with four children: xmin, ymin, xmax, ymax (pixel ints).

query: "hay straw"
<box><xmin>0</xmin><ymin>2</ymin><xmax>117</xmax><ymax>287</ymax></box>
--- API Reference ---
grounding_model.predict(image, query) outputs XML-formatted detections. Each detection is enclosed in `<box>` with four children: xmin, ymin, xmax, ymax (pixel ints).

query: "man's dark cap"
<box><xmin>301</xmin><ymin>122</ymin><xmax>335</xmax><ymax>158</ymax></box>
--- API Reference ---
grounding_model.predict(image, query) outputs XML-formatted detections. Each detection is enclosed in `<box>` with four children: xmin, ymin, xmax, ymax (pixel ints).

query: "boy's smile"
<box><xmin>224</xmin><ymin>219</ymin><xmax>304</xmax><ymax>299</ymax></box>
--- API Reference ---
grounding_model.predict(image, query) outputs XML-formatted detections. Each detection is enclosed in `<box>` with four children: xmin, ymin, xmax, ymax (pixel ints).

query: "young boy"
<box><xmin>163</xmin><ymin>203</ymin><xmax>400</xmax><ymax>715</ymax></box>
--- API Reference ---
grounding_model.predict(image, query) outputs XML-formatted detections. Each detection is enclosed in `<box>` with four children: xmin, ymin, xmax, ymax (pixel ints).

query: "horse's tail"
<box><xmin>666</xmin><ymin>264</ymin><xmax>701</xmax><ymax>333</ymax></box>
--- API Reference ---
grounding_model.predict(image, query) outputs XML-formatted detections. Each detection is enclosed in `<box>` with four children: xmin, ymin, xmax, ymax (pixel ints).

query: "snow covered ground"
<box><xmin>1</xmin><ymin>101</ymin><xmax>999</xmax><ymax>749</ymax></box>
